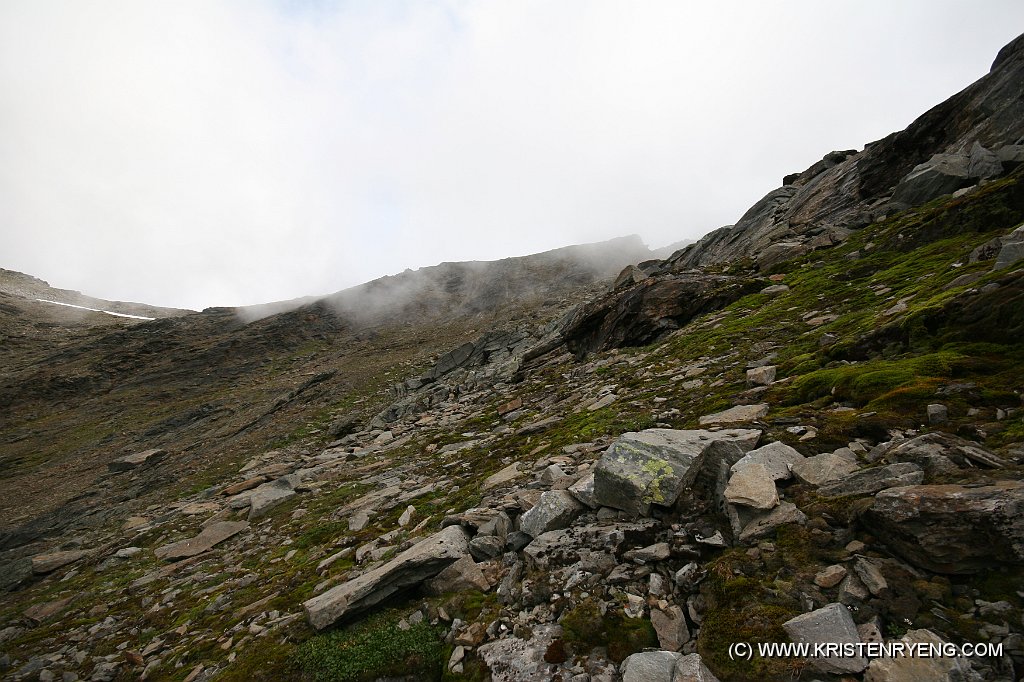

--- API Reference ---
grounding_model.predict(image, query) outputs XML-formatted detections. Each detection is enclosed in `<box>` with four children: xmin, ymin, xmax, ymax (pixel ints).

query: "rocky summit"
<box><xmin>2</xmin><ymin>33</ymin><xmax>1024</xmax><ymax>682</ymax></box>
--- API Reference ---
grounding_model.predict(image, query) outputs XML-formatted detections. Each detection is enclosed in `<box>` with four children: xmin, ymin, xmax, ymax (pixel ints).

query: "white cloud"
<box><xmin>2</xmin><ymin>1</ymin><xmax>1022</xmax><ymax>309</ymax></box>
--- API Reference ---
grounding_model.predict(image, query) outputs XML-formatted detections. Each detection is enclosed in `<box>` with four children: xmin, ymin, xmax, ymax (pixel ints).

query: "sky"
<box><xmin>2</xmin><ymin>2</ymin><xmax>1023</xmax><ymax>311</ymax></box>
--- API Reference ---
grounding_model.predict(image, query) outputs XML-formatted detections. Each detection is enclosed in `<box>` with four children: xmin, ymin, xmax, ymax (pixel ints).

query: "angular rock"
<box><xmin>698</xmin><ymin>404</ymin><xmax>768</xmax><ymax>426</ymax></box>
<box><xmin>927</xmin><ymin>403</ymin><xmax>948</xmax><ymax>424</ymax></box>
<box><xmin>220</xmin><ymin>477</ymin><xmax>266</xmax><ymax>496</ymax></box>
<box><xmin>423</xmin><ymin>556</ymin><xmax>490</xmax><ymax>596</ymax></box>
<box><xmin>814</xmin><ymin>565</ymin><xmax>848</xmax><ymax>588</ymax></box>
<box><xmin>248</xmin><ymin>477</ymin><xmax>297</xmax><ymax>520</ymax></box>
<box><xmin>891</xmin><ymin>152</ymin><xmax>972</xmax><ymax>206</ymax></box>
<box><xmin>746</xmin><ymin>365</ymin><xmax>776</xmax><ymax>387</ymax></box>
<box><xmin>623</xmin><ymin>542</ymin><xmax>671</xmax><ymax>564</ymax></box>
<box><xmin>108</xmin><ymin>448</ymin><xmax>167</xmax><ymax>472</ymax></box>
<box><xmin>651</xmin><ymin>606</ymin><xmax>690</xmax><ymax>651</ymax></box>
<box><xmin>731</xmin><ymin>441</ymin><xmax>803</xmax><ymax>481</ymax></box>
<box><xmin>993</xmin><ymin>223</ymin><xmax>1024</xmax><ymax>270</ymax></box>
<box><xmin>967</xmin><ymin>141</ymin><xmax>1003</xmax><ymax>180</ymax></box>
<box><xmin>818</xmin><ymin>463</ymin><xmax>924</xmax><ymax>497</ymax></box>
<box><xmin>738</xmin><ymin>502</ymin><xmax>807</xmax><ymax>544</ymax></box>
<box><xmin>883</xmin><ymin>432</ymin><xmax>1007</xmax><ymax>470</ymax></box>
<box><xmin>476</xmin><ymin>624</ymin><xmax>560</xmax><ymax>682</ymax></box>
<box><xmin>866</xmin><ymin>482</ymin><xmax>1024</xmax><ymax>574</ymax></box>
<box><xmin>30</xmin><ymin>550</ymin><xmax>89</xmax><ymax>575</ymax></box>
<box><xmin>154</xmin><ymin>521</ymin><xmax>248</xmax><ymax>561</ymax></box>
<box><xmin>348</xmin><ymin>510</ymin><xmax>371</xmax><ymax>532</ymax></box>
<box><xmin>864</xmin><ymin>629</ymin><xmax>982</xmax><ymax>682</ymax></box>
<box><xmin>783</xmin><ymin>603</ymin><xmax>867</xmax><ymax>674</ymax></box>
<box><xmin>672</xmin><ymin>653</ymin><xmax>720</xmax><ymax>682</ymax></box>
<box><xmin>304</xmin><ymin>525</ymin><xmax>470</xmax><ymax>630</ymax></box>
<box><xmin>468</xmin><ymin>535</ymin><xmax>505</xmax><ymax>561</ymax></box>
<box><xmin>524</xmin><ymin>521</ymin><xmax>659</xmax><ymax>569</ymax></box>
<box><xmin>593</xmin><ymin>428</ymin><xmax>760</xmax><ymax>515</ymax></box>
<box><xmin>519</xmin><ymin>490</ymin><xmax>583</xmax><ymax>538</ymax></box>
<box><xmin>621</xmin><ymin>651</ymin><xmax>681</xmax><ymax>682</ymax></box>
<box><xmin>791</xmin><ymin>452</ymin><xmax>859</xmax><ymax>486</ymax></box>
<box><xmin>23</xmin><ymin>597</ymin><xmax>74</xmax><ymax>624</ymax></box>
<box><xmin>724</xmin><ymin>462</ymin><xmax>779</xmax><ymax>510</ymax></box>
<box><xmin>567</xmin><ymin>472</ymin><xmax>597</xmax><ymax>508</ymax></box>
<box><xmin>854</xmin><ymin>558</ymin><xmax>888</xmax><ymax>597</ymax></box>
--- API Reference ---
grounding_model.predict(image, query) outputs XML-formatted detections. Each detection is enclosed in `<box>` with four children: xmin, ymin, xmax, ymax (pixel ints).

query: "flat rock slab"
<box><xmin>248</xmin><ymin>477</ymin><xmax>298</xmax><ymax>520</ymax></box>
<box><xmin>304</xmin><ymin>525</ymin><xmax>469</xmax><ymax>630</ymax></box>
<box><xmin>738</xmin><ymin>502</ymin><xmax>808</xmax><ymax>544</ymax></box>
<box><xmin>23</xmin><ymin>597</ymin><xmax>74</xmax><ymax>624</ymax></box>
<box><xmin>819</xmin><ymin>463</ymin><xmax>923</xmax><ymax>497</ymax></box>
<box><xmin>866</xmin><ymin>481</ymin><xmax>1024</xmax><ymax>574</ymax></box>
<box><xmin>783</xmin><ymin>603</ymin><xmax>867</xmax><ymax>674</ymax></box>
<box><xmin>698</xmin><ymin>404</ymin><xmax>768</xmax><ymax>425</ymax></box>
<box><xmin>154</xmin><ymin>521</ymin><xmax>249</xmax><ymax>561</ymax></box>
<box><xmin>108</xmin><ymin>448</ymin><xmax>167</xmax><ymax>472</ymax></box>
<box><xmin>31</xmin><ymin>550</ymin><xmax>89</xmax><ymax>575</ymax></box>
<box><xmin>482</xmin><ymin>462</ymin><xmax>523</xmax><ymax>491</ymax></box>
<box><xmin>593</xmin><ymin>428</ymin><xmax>760</xmax><ymax>515</ymax></box>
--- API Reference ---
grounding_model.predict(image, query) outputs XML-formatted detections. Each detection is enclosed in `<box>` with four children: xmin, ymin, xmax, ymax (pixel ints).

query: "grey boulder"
<box><xmin>783</xmin><ymin>603</ymin><xmax>867</xmax><ymax>674</ymax></box>
<box><xmin>519</xmin><ymin>490</ymin><xmax>583</xmax><ymax>538</ymax></box>
<box><xmin>593</xmin><ymin>428</ymin><xmax>760</xmax><ymax>515</ymax></box>
<box><xmin>818</xmin><ymin>462</ymin><xmax>924</xmax><ymax>497</ymax></box>
<box><xmin>304</xmin><ymin>525</ymin><xmax>469</xmax><ymax>629</ymax></box>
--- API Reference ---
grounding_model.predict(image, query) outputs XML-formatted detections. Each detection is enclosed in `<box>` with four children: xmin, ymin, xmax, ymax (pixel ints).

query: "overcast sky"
<box><xmin>2</xmin><ymin>2</ymin><xmax>1023</xmax><ymax>310</ymax></box>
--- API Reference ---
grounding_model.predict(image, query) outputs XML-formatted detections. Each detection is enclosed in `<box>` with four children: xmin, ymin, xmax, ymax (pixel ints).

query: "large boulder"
<box><xmin>791</xmin><ymin>451</ymin><xmax>859</xmax><ymax>486</ymax></box>
<box><xmin>304</xmin><ymin>525</ymin><xmax>470</xmax><ymax>630</ymax></box>
<box><xmin>866</xmin><ymin>481</ymin><xmax>1024</xmax><ymax>574</ymax></box>
<box><xmin>881</xmin><ymin>432</ymin><xmax>1007</xmax><ymax>471</ymax></box>
<box><xmin>523</xmin><ymin>521</ymin><xmax>659</xmax><ymax>570</ymax></box>
<box><xmin>592</xmin><ymin>429</ymin><xmax>760</xmax><ymax>516</ymax></box>
<box><xmin>891</xmin><ymin>152</ymin><xmax>972</xmax><ymax>206</ymax></box>
<box><xmin>248</xmin><ymin>475</ymin><xmax>299</xmax><ymax>520</ymax></box>
<box><xmin>723</xmin><ymin>462</ymin><xmax>779</xmax><ymax>510</ymax></box>
<box><xmin>783</xmin><ymin>603</ymin><xmax>867</xmax><ymax>675</ymax></box>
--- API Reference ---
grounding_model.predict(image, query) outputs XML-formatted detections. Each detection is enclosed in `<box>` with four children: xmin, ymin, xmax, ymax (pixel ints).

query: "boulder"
<box><xmin>746</xmin><ymin>365</ymin><xmax>776</xmax><ymax>387</ymax></box>
<box><xmin>108</xmin><ymin>448</ymin><xmax>167</xmax><ymax>472</ymax></box>
<box><xmin>864</xmin><ymin>629</ymin><xmax>982</xmax><ymax>682</ymax></box>
<box><xmin>891</xmin><ymin>153</ymin><xmax>972</xmax><ymax>206</ymax></box>
<box><xmin>994</xmin><ymin>224</ymin><xmax>1024</xmax><ymax>270</ymax></box>
<box><xmin>468</xmin><ymin>535</ymin><xmax>505</xmax><ymax>561</ymax></box>
<box><xmin>731</xmin><ymin>441</ymin><xmax>803</xmax><ymax>481</ymax></box>
<box><xmin>866</xmin><ymin>481</ymin><xmax>1024</xmax><ymax>574</ymax></box>
<box><xmin>698</xmin><ymin>404</ymin><xmax>768</xmax><ymax>426</ymax></box>
<box><xmin>154</xmin><ymin>521</ymin><xmax>249</xmax><ymax>561</ymax></box>
<box><xmin>651</xmin><ymin>605</ymin><xmax>690</xmax><ymax>651</ymax></box>
<box><xmin>593</xmin><ymin>428</ymin><xmax>760</xmax><ymax>515</ymax></box>
<box><xmin>883</xmin><ymin>432</ymin><xmax>1006</xmax><ymax>470</ymax></box>
<box><xmin>967</xmin><ymin>141</ymin><xmax>1003</xmax><ymax>179</ymax></box>
<box><xmin>853</xmin><ymin>558</ymin><xmax>888</xmax><ymax>597</ymax></box>
<box><xmin>248</xmin><ymin>476</ymin><xmax>298</xmax><ymax>520</ymax></box>
<box><xmin>304</xmin><ymin>525</ymin><xmax>470</xmax><ymax>630</ymax></box>
<box><xmin>567</xmin><ymin>472</ymin><xmax>597</xmax><ymax>508</ymax></box>
<box><xmin>724</xmin><ymin>462</ymin><xmax>779</xmax><ymax>510</ymax></box>
<box><xmin>782</xmin><ymin>603</ymin><xmax>867</xmax><ymax>674</ymax></box>
<box><xmin>814</xmin><ymin>564</ymin><xmax>847</xmax><ymax>588</ymax></box>
<box><xmin>620</xmin><ymin>651</ymin><xmax>718</xmax><ymax>682</ymax></box>
<box><xmin>519</xmin><ymin>491</ymin><xmax>583</xmax><ymax>538</ymax></box>
<box><xmin>523</xmin><ymin>521</ymin><xmax>659</xmax><ymax>570</ymax></box>
<box><xmin>737</xmin><ymin>502</ymin><xmax>807</xmax><ymax>544</ymax></box>
<box><xmin>423</xmin><ymin>556</ymin><xmax>490</xmax><ymax>596</ymax></box>
<box><xmin>818</xmin><ymin>463</ymin><xmax>924</xmax><ymax>497</ymax></box>
<box><xmin>791</xmin><ymin>452</ymin><xmax>859</xmax><ymax>486</ymax></box>
<box><xmin>926</xmin><ymin>403</ymin><xmax>948</xmax><ymax>424</ymax></box>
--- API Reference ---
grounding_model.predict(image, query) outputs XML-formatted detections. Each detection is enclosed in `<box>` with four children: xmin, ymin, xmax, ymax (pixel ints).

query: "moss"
<box><xmin>293</xmin><ymin>609</ymin><xmax>445</xmax><ymax>682</ymax></box>
<box><xmin>218</xmin><ymin>640</ymin><xmax>296</xmax><ymax>682</ymax></box>
<box><xmin>560</xmin><ymin>598</ymin><xmax>657</xmax><ymax>663</ymax></box>
<box><xmin>697</xmin><ymin>603</ymin><xmax>799</xmax><ymax>682</ymax></box>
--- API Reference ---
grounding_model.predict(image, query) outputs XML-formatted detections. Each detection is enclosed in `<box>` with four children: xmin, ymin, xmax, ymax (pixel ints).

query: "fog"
<box><xmin>2</xmin><ymin>1</ymin><xmax>1023</xmax><ymax>310</ymax></box>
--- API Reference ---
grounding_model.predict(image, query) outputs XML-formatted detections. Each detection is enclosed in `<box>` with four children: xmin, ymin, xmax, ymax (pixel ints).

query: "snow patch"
<box><xmin>35</xmin><ymin>298</ymin><xmax>155</xmax><ymax>321</ymax></box>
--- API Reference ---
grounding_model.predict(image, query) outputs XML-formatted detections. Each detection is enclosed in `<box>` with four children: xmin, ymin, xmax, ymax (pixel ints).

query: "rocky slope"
<box><xmin>2</xmin><ymin>33</ymin><xmax>1024</xmax><ymax>682</ymax></box>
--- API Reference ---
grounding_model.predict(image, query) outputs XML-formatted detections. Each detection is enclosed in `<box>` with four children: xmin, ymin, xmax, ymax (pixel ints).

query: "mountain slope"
<box><xmin>0</xmin><ymin>34</ymin><xmax>1023</xmax><ymax>682</ymax></box>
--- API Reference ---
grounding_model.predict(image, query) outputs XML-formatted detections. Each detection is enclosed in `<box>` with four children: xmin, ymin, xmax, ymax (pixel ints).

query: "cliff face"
<box><xmin>668</xmin><ymin>31</ymin><xmax>1024</xmax><ymax>272</ymax></box>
